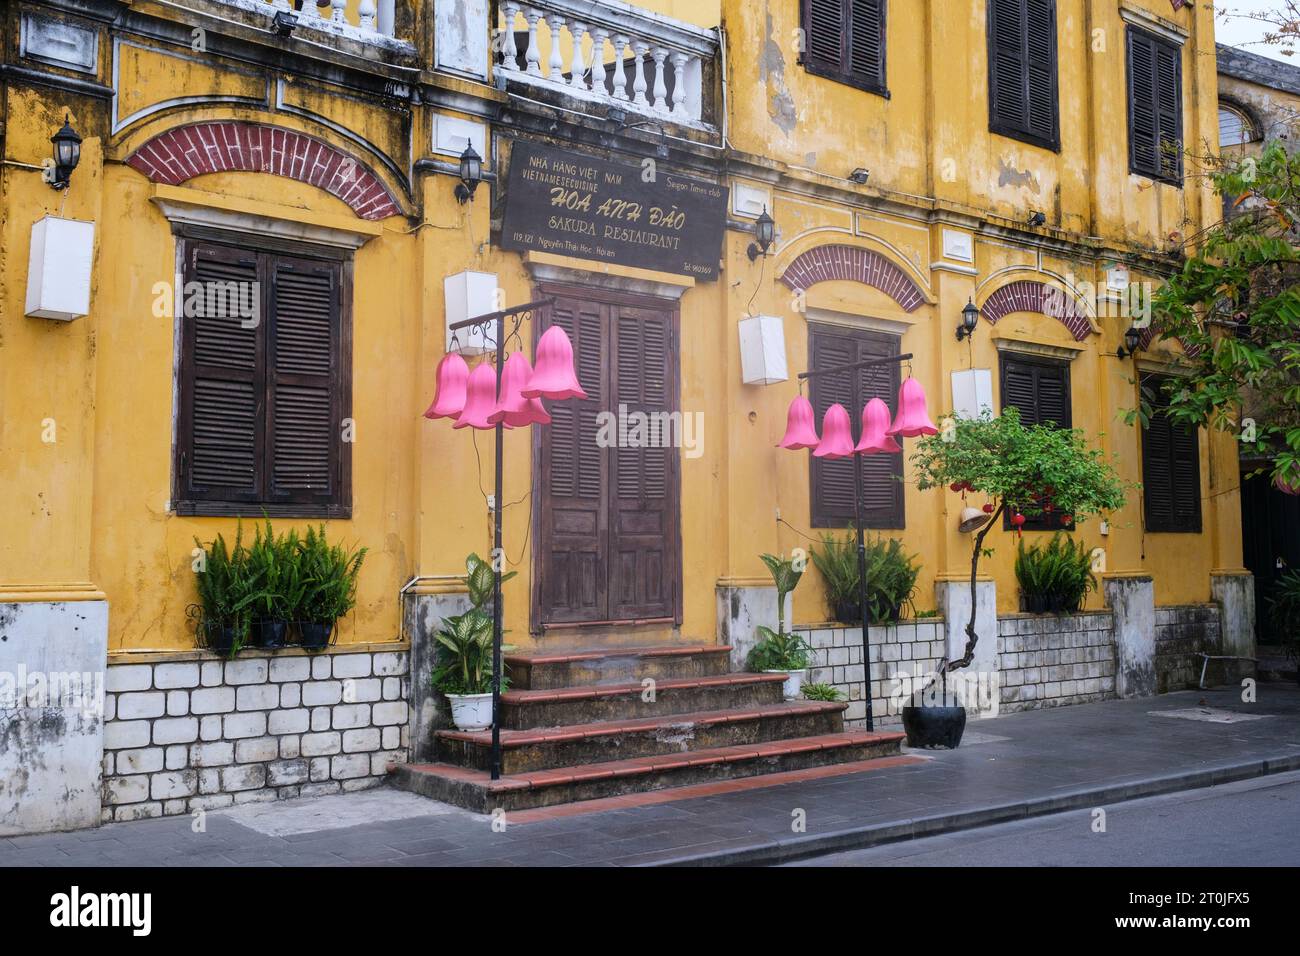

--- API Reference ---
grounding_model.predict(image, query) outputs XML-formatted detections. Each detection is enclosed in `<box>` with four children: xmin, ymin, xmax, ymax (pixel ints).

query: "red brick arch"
<box><xmin>980</xmin><ymin>280</ymin><xmax>1093</xmax><ymax>341</ymax></box>
<box><xmin>126</xmin><ymin>121</ymin><xmax>400</xmax><ymax>221</ymax></box>
<box><xmin>779</xmin><ymin>244</ymin><xmax>927</xmax><ymax>312</ymax></box>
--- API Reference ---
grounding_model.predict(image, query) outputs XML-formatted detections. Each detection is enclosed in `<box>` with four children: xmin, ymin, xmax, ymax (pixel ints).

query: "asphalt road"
<box><xmin>787</xmin><ymin>771</ymin><xmax>1300</xmax><ymax>867</ymax></box>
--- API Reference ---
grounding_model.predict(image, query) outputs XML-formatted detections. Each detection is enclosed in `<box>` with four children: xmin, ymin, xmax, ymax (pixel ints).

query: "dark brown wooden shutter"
<box><xmin>1000</xmin><ymin>353</ymin><xmax>1072</xmax><ymax>530</ymax></box>
<box><xmin>802</xmin><ymin>0</ymin><xmax>887</xmax><ymax>95</ymax></box>
<box><xmin>268</xmin><ymin>256</ymin><xmax>341</xmax><ymax>509</ymax></box>
<box><xmin>1141</xmin><ymin>375</ymin><xmax>1202</xmax><ymax>532</ymax></box>
<box><xmin>988</xmin><ymin>0</ymin><xmax>1059</xmax><ymax>150</ymax></box>
<box><xmin>179</xmin><ymin>243</ymin><xmax>264</xmax><ymax>507</ymax></box>
<box><xmin>1127</xmin><ymin>27</ymin><xmax>1182</xmax><ymax>182</ymax></box>
<box><xmin>537</xmin><ymin>296</ymin><xmax>608</xmax><ymax>624</ymax></box>
<box><xmin>809</xmin><ymin>325</ymin><xmax>904</xmax><ymax>529</ymax></box>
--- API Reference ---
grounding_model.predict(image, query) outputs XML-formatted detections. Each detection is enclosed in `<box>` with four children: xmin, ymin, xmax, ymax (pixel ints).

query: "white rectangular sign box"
<box><xmin>951</xmin><ymin>368</ymin><xmax>993</xmax><ymax>420</ymax></box>
<box><xmin>738</xmin><ymin>314</ymin><xmax>788</xmax><ymax>386</ymax></box>
<box><xmin>26</xmin><ymin>216</ymin><xmax>94</xmax><ymax>321</ymax></box>
<box><xmin>445</xmin><ymin>271</ymin><xmax>499</xmax><ymax>356</ymax></box>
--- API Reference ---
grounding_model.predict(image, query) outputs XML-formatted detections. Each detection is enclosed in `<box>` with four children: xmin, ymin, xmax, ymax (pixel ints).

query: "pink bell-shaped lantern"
<box><xmin>453</xmin><ymin>362</ymin><xmax>500</xmax><ymax>430</ymax></box>
<box><xmin>422</xmin><ymin>352</ymin><xmax>470</xmax><ymax>420</ymax></box>
<box><xmin>777</xmin><ymin>395</ymin><xmax>821</xmax><ymax>450</ymax></box>
<box><xmin>812</xmin><ymin>404</ymin><xmax>856</xmax><ymax>459</ymax></box>
<box><xmin>887</xmin><ymin>377</ymin><xmax>939</xmax><ymax>437</ymax></box>
<box><xmin>522</xmin><ymin>326</ymin><xmax>588</xmax><ymax>401</ymax></box>
<box><xmin>855</xmin><ymin>397</ymin><xmax>902</xmax><ymax>454</ymax></box>
<box><xmin>489</xmin><ymin>352</ymin><xmax>551</xmax><ymax>428</ymax></box>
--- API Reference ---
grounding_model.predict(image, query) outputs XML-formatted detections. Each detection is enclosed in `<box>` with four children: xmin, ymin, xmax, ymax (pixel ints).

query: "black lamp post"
<box><xmin>455</xmin><ymin>143</ymin><xmax>483</xmax><ymax>204</ymax></box>
<box><xmin>956</xmin><ymin>298</ymin><xmax>980</xmax><ymax>341</ymax></box>
<box><xmin>48</xmin><ymin>115</ymin><xmax>82</xmax><ymax>191</ymax></box>
<box><xmin>1117</xmin><ymin>325</ymin><xmax>1142</xmax><ymax>360</ymax></box>
<box><xmin>747</xmin><ymin>207</ymin><xmax>775</xmax><ymax>261</ymax></box>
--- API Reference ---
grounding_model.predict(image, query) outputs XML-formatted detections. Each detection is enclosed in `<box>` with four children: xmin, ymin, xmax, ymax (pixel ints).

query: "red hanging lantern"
<box><xmin>453</xmin><ymin>362</ymin><xmax>500</xmax><ymax>430</ymax></box>
<box><xmin>522</xmin><ymin>326</ymin><xmax>588</xmax><ymax>400</ymax></box>
<box><xmin>778</xmin><ymin>395</ymin><xmax>821</xmax><ymax>450</ymax></box>
<box><xmin>887</xmin><ymin>377</ymin><xmax>938</xmax><ymax>437</ymax></box>
<box><xmin>489</xmin><ymin>352</ymin><xmax>550</xmax><ymax>428</ymax></box>
<box><xmin>812</xmin><ymin>404</ymin><xmax>855</xmax><ymax>459</ymax></box>
<box><xmin>422</xmin><ymin>352</ymin><xmax>470</xmax><ymax>420</ymax></box>
<box><xmin>854</xmin><ymin>397</ymin><xmax>901</xmax><ymax>454</ymax></box>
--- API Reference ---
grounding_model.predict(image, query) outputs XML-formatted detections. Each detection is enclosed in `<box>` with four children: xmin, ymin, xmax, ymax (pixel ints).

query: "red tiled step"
<box><xmin>393</xmin><ymin>730</ymin><xmax>906</xmax><ymax>812</ymax></box>
<box><xmin>504</xmin><ymin>644</ymin><xmax>732</xmax><ymax>690</ymax></box>
<box><xmin>436</xmin><ymin>700</ymin><xmax>848</xmax><ymax>773</ymax></box>
<box><xmin>499</xmin><ymin>672</ymin><xmax>787</xmax><ymax>728</ymax></box>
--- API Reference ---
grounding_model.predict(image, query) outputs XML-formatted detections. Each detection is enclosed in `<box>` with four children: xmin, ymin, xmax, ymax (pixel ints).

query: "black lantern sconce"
<box><xmin>1117</xmin><ymin>325</ymin><xmax>1142</xmax><ymax>360</ymax></box>
<box><xmin>747</xmin><ymin>207</ymin><xmax>775</xmax><ymax>262</ymax></box>
<box><xmin>455</xmin><ymin>142</ymin><xmax>483</xmax><ymax>204</ymax></box>
<box><xmin>44</xmin><ymin>115</ymin><xmax>82</xmax><ymax>191</ymax></box>
<box><xmin>956</xmin><ymin>298</ymin><xmax>980</xmax><ymax>342</ymax></box>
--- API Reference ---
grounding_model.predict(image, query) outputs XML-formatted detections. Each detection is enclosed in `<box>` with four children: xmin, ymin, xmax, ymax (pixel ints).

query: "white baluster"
<box><xmin>545</xmin><ymin>14</ymin><xmax>567</xmax><ymax>83</ymax></box>
<box><xmin>272</xmin><ymin>0</ymin><xmax>290</xmax><ymax>11</ymax></box>
<box><xmin>631</xmin><ymin>40</ymin><xmax>649</xmax><ymax>107</ymax></box>
<box><xmin>650</xmin><ymin>46</ymin><xmax>670</xmax><ymax>114</ymax></box>
<box><xmin>330</xmin><ymin>0</ymin><xmax>346</xmax><ymax>24</ymax></box>
<box><xmin>569</xmin><ymin>22</ymin><xmax>589</xmax><ymax>90</ymax></box>
<box><xmin>523</xmin><ymin>7</ymin><xmax>543</xmax><ymax>77</ymax></box>
<box><xmin>358</xmin><ymin>0</ymin><xmax>376</xmax><ymax>32</ymax></box>
<box><xmin>590</xmin><ymin>28</ymin><xmax>609</xmax><ymax>97</ymax></box>
<box><xmin>299</xmin><ymin>0</ymin><xmax>319</xmax><ymax>19</ymax></box>
<box><xmin>377</xmin><ymin>0</ymin><xmax>394</xmax><ymax>36</ymax></box>
<box><xmin>499</xmin><ymin>2</ymin><xmax>521</xmax><ymax>73</ymax></box>
<box><xmin>669</xmin><ymin>51</ymin><xmax>689</xmax><ymax>120</ymax></box>
<box><xmin>683</xmin><ymin>53</ymin><xmax>703</xmax><ymax>122</ymax></box>
<box><xmin>610</xmin><ymin>34</ymin><xmax>630</xmax><ymax>101</ymax></box>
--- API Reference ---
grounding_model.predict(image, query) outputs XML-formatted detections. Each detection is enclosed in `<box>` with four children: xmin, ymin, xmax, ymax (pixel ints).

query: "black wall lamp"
<box><xmin>956</xmin><ymin>298</ymin><xmax>980</xmax><ymax>341</ymax></box>
<box><xmin>455</xmin><ymin>142</ymin><xmax>483</xmax><ymax>204</ymax></box>
<box><xmin>1117</xmin><ymin>325</ymin><xmax>1142</xmax><ymax>360</ymax></box>
<box><xmin>849</xmin><ymin>168</ymin><xmax>870</xmax><ymax>184</ymax></box>
<box><xmin>272</xmin><ymin>10</ymin><xmax>298</xmax><ymax>36</ymax></box>
<box><xmin>747</xmin><ymin>207</ymin><xmax>775</xmax><ymax>261</ymax></box>
<box><xmin>1027</xmin><ymin>211</ymin><xmax>1047</xmax><ymax>227</ymax></box>
<box><xmin>44</xmin><ymin>115</ymin><xmax>82</xmax><ymax>190</ymax></box>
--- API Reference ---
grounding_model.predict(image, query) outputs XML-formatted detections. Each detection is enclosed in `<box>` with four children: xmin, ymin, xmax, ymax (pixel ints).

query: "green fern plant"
<box><xmin>1015</xmin><ymin>533</ymin><xmax>1096</xmax><ymax>614</ymax></box>
<box><xmin>298</xmin><ymin>524</ymin><xmax>367</xmax><ymax>625</ymax></box>
<box><xmin>190</xmin><ymin>523</ymin><xmax>253</xmax><ymax>655</ymax></box>
<box><xmin>1268</xmin><ymin>570</ymin><xmax>1300</xmax><ymax>662</ymax></box>
<box><xmin>802</xmin><ymin>682</ymin><xmax>844</xmax><ymax>702</ymax></box>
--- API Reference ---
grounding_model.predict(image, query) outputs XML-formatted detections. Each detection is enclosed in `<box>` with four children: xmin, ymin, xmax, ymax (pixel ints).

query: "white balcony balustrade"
<box><xmin>495</xmin><ymin>0</ymin><xmax>717</xmax><ymax>127</ymax></box>
<box><xmin>203</xmin><ymin>0</ymin><xmax>408</xmax><ymax>47</ymax></box>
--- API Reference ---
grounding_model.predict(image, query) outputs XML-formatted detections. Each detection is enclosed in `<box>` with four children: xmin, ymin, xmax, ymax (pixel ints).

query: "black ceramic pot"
<box><xmin>901</xmin><ymin>705</ymin><xmax>967</xmax><ymax>749</ymax></box>
<box><xmin>299</xmin><ymin>621</ymin><xmax>334</xmax><ymax>650</ymax></box>
<box><xmin>203</xmin><ymin>621</ymin><xmax>240</xmax><ymax>655</ymax></box>
<box><xmin>834</xmin><ymin>600</ymin><xmax>861</xmax><ymax>625</ymax></box>
<box><xmin>253</xmin><ymin>619</ymin><xmax>288</xmax><ymax>649</ymax></box>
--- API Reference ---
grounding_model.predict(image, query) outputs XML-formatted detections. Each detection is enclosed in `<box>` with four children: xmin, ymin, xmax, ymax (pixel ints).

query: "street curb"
<box><xmin>646</xmin><ymin>752</ymin><xmax>1300</xmax><ymax>867</ymax></box>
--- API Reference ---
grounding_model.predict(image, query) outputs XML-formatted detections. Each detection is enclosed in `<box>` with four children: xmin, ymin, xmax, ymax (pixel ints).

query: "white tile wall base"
<box><xmin>101</xmin><ymin>649</ymin><xmax>409</xmax><ymax>821</ymax></box>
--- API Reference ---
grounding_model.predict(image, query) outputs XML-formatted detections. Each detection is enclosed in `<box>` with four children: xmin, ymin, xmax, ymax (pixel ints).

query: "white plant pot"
<box><xmin>765</xmin><ymin>669</ymin><xmax>805</xmax><ymax>701</ymax></box>
<box><xmin>446</xmin><ymin>692</ymin><xmax>493</xmax><ymax>732</ymax></box>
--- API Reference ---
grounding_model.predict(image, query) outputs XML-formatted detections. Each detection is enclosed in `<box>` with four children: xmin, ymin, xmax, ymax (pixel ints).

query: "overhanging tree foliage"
<box><xmin>911</xmin><ymin>409</ymin><xmax>1128</xmax><ymax>675</ymax></box>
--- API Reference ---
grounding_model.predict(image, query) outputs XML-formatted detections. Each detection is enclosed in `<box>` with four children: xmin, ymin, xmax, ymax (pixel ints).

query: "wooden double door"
<box><xmin>532</xmin><ymin>285</ymin><xmax>682</xmax><ymax>631</ymax></box>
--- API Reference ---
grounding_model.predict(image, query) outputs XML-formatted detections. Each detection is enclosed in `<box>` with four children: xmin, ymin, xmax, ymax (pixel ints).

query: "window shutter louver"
<box><xmin>809</xmin><ymin>326</ymin><xmax>904</xmax><ymax>529</ymax></box>
<box><xmin>802</xmin><ymin>0</ymin><xmax>887</xmax><ymax>95</ymax></box>
<box><xmin>988</xmin><ymin>0</ymin><xmax>1059</xmax><ymax>150</ymax></box>
<box><xmin>805</xmin><ymin>0</ymin><xmax>844</xmax><ymax>75</ymax></box>
<box><xmin>1141</xmin><ymin>375</ymin><xmax>1201</xmax><ymax>533</ymax></box>
<box><xmin>1128</xmin><ymin>28</ymin><xmax>1183</xmax><ymax>182</ymax></box>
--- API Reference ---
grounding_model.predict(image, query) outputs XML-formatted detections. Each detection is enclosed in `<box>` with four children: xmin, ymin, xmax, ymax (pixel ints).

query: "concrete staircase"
<box><xmin>393</xmin><ymin>644</ymin><xmax>904</xmax><ymax>812</ymax></box>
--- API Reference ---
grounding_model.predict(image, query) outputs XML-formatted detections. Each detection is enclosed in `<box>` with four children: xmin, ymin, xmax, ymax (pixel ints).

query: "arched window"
<box><xmin>1219</xmin><ymin>103</ymin><xmax>1257</xmax><ymax>147</ymax></box>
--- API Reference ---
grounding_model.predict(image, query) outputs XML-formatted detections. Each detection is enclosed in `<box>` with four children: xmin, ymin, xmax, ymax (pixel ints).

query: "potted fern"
<box><xmin>746</xmin><ymin>552</ymin><xmax>811</xmax><ymax>700</ymax></box>
<box><xmin>812</xmin><ymin>532</ymin><xmax>920</xmax><ymax>625</ymax></box>
<box><xmin>245</xmin><ymin>520</ymin><xmax>297</xmax><ymax>649</ymax></box>
<box><xmin>189</xmin><ymin>525</ymin><xmax>252</xmax><ymax>658</ymax></box>
<box><xmin>1015</xmin><ymin>533</ymin><xmax>1096</xmax><ymax>614</ymax></box>
<box><xmin>297</xmin><ymin>524</ymin><xmax>367</xmax><ymax>650</ymax></box>
<box><xmin>432</xmin><ymin>553</ymin><xmax>517</xmax><ymax>731</ymax></box>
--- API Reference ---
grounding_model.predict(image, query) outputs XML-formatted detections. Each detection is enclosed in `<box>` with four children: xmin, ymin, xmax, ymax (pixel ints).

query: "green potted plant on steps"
<box><xmin>432</xmin><ymin>553</ymin><xmax>517</xmax><ymax>731</ymax></box>
<box><xmin>189</xmin><ymin>525</ymin><xmax>252</xmax><ymax>658</ymax></box>
<box><xmin>746</xmin><ymin>552</ymin><xmax>811</xmax><ymax>700</ymax></box>
<box><xmin>909</xmin><ymin>409</ymin><xmax>1128</xmax><ymax>749</ymax></box>
<box><xmin>297</xmin><ymin>524</ymin><xmax>367</xmax><ymax>651</ymax></box>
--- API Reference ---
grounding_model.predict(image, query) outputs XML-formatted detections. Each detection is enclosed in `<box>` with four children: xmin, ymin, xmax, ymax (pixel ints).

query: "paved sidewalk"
<box><xmin>3</xmin><ymin>685</ymin><xmax>1299</xmax><ymax>867</ymax></box>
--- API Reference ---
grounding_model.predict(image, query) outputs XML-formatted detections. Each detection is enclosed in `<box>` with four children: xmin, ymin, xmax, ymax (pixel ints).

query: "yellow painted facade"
<box><xmin>1</xmin><ymin>0</ymin><xmax>1245</xmax><ymax>656</ymax></box>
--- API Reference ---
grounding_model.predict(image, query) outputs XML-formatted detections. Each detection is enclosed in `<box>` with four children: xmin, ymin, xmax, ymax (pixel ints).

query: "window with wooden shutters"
<box><xmin>999</xmin><ymin>353</ymin><xmax>1071</xmax><ymax>531</ymax></box>
<box><xmin>808</xmin><ymin>325</ymin><xmax>903</xmax><ymax>529</ymax></box>
<box><xmin>1127</xmin><ymin>27</ymin><xmax>1183</xmax><ymax>184</ymax></box>
<box><xmin>175</xmin><ymin>238</ymin><xmax>351</xmax><ymax>517</ymax></box>
<box><xmin>987</xmin><ymin>0</ymin><xmax>1060</xmax><ymax>150</ymax></box>
<box><xmin>1141</xmin><ymin>374</ymin><xmax>1202</xmax><ymax>533</ymax></box>
<box><xmin>800</xmin><ymin>0</ymin><xmax>888</xmax><ymax>96</ymax></box>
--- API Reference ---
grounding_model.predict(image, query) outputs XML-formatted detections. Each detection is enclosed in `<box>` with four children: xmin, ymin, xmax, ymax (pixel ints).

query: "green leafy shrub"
<box><xmin>1014</xmin><ymin>533</ymin><xmax>1097</xmax><ymax>614</ymax></box>
<box><xmin>431</xmin><ymin>553</ymin><xmax>513</xmax><ymax>696</ymax></box>
<box><xmin>747</xmin><ymin>628</ymin><xmax>813</xmax><ymax>672</ymax></box>
<box><xmin>802</xmin><ymin>682</ymin><xmax>844</xmax><ymax>702</ymax></box>
<box><xmin>298</xmin><ymin>524</ymin><xmax>367</xmax><ymax>625</ymax></box>
<box><xmin>190</xmin><ymin>524</ymin><xmax>253</xmax><ymax>652</ymax></box>
<box><xmin>1268</xmin><ymin>570</ymin><xmax>1300</xmax><ymax>662</ymax></box>
<box><xmin>811</xmin><ymin>532</ymin><xmax>920</xmax><ymax>624</ymax></box>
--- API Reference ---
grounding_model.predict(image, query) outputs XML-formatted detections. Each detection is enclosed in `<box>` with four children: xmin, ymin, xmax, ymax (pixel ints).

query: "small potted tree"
<box><xmin>433</xmin><ymin>553</ymin><xmax>517</xmax><ymax>731</ymax></box>
<box><xmin>909</xmin><ymin>409</ymin><xmax>1127</xmax><ymax>747</ymax></box>
<box><xmin>746</xmin><ymin>552</ymin><xmax>812</xmax><ymax>700</ymax></box>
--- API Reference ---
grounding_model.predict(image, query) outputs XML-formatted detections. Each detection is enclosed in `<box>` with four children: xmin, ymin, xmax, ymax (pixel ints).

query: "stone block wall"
<box><xmin>996</xmin><ymin>612</ymin><xmax>1116</xmax><ymax>713</ymax></box>
<box><xmin>795</xmin><ymin>620</ymin><xmax>947</xmax><ymax>728</ymax></box>
<box><xmin>101</xmin><ymin>646</ymin><xmax>410</xmax><ymax>822</ymax></box>
<box><xmin>1154</xmin><ymin>604</ymin><xmax>1223</xmax><ymax>692</ymax></box>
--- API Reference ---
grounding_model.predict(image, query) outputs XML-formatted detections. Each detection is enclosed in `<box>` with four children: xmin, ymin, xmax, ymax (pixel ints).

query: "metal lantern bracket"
<box><xmin>797</xmin><ymin>351</ymin><xmax>915</xmax><ymax>732</ymax></box>
<box><xmin>447</xmin><ymin>296</ymin><xmax>554</xmax><ymax>780</ymax></box>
